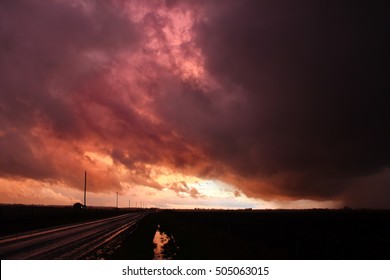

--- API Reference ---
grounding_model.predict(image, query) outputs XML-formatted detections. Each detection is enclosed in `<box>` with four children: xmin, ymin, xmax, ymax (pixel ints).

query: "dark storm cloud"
<box><xmin>0</xmin><ymin>130</ymin><xmax>56</xmax><ymax>180</ymax></box>
<box><xmin>1</xmin><ymin>0</ymin><xmax>389</xmax><ymax>208</ymax></box>
<box><xmin>177</xmin><ymin>0</ymin><xmax>390</xmax><ymax>205</ymax></box>
<box><xmin>0</xmin><ymin>0</ymin><xmax>139</xmax><ymax>181</ymax></box>
<box><xmin>0</xmin><ymin>0</ymin><xmax>138</xmax><ymax>132</ymax></box>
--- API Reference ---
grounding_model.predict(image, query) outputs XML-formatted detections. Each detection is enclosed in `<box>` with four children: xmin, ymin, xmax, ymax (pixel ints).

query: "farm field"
<box><xmin>117</xmin><ymin>209</ymin><xmax>390</xmax><ymax>260</ymax></box>
<box><xmin>0</xmin><ymin>204</ymin><xmax>146</xmax><ymax>236</ymax></box>
<box><xmin>2</xmin><ymin>206</ymin><xmax>389</xmax><ymax>260</ymax></box>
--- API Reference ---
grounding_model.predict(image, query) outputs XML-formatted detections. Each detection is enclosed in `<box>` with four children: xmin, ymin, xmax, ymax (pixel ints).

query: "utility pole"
<box><xmin>129</xmin><ymin>200</ymin><xmax>130</xmax><ymax>208</ymax></box>
<box><xmin>84</xmin><ymin>171</ymin><xmax>87</xmax><ymax>208</ymax></box>
<box><xmin>116</xmin><ymin>192</ymin><xmax>118</xmax><ymax>208</ymax></box>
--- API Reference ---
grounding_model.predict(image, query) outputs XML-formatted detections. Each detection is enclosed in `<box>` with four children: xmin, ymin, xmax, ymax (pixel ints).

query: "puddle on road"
<box><xmin>153</xmin><ymin>225</ymin><xmax>179</xmax><ymax>259</ymax></box>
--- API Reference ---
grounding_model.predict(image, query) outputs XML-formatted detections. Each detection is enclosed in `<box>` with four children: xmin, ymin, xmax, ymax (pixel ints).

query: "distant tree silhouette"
<box><xmin>73</xmin><ymin>202</ymin><xmax>83</xmax><ymax>210</ymax></box>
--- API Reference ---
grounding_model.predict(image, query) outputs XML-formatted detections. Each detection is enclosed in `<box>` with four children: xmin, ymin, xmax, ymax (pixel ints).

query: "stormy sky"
<box><xmin>0</xmin><ymin>0</ymin><xmax>389</xmax><ymax>208</ymax></box>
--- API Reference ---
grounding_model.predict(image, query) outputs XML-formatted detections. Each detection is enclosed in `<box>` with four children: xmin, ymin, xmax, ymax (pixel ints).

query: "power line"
<box><xmin>84</xmin><ymin>171</ymin><xmax>87</xmax><ymax>208</ymax></box>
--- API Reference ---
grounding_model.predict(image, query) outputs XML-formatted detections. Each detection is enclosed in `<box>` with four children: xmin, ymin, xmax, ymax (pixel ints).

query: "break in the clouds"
<box><xmin>0</xmin><ymin>0</ymin><xmax>389</xmax><ymax>208</ymax></box>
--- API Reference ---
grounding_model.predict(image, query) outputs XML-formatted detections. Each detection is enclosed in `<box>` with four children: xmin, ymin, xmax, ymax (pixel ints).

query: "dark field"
<box><xmin>119</xmin><ymin>209</ymin><xmax>390</xmax><ymax>260</ymax></box>
<box><xmin>0</xmin><ymin>204</ymin><xmax>145</xmax><ymax>236</ymax></box>
<box><xmin>2</xmin><ymin>206</ymin><xmax>390</xmax><ymax>260</ymax></box>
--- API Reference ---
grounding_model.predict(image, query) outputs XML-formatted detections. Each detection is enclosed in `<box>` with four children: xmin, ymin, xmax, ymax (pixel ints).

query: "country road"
<box><xmin>0</xmin><ymin>212</ymin><xmax>147</xmax><ymax>259</ymax></box>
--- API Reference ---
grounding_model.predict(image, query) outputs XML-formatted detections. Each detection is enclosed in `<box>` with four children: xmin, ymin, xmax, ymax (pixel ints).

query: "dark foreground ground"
<box><xmin>0</xmin><ymin>204</ymin><xmax>145</xmax><ymax>236</ymax></box>
<box><xmin>113</xmin><ymin>209</ymin><xmax>390</xmax><ymax>260</ymax></box>
<box><xmin>2</xmin><ymin>206</ymin><xmax>390</xmax><ymax>260</ymax></box>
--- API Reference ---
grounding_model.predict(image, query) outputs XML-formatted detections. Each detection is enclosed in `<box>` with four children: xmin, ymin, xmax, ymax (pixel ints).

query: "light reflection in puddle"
<box><xmin>153</xmin><ymin>225</ymin><xmax>171</xmax><ymax>260</ymax></box>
